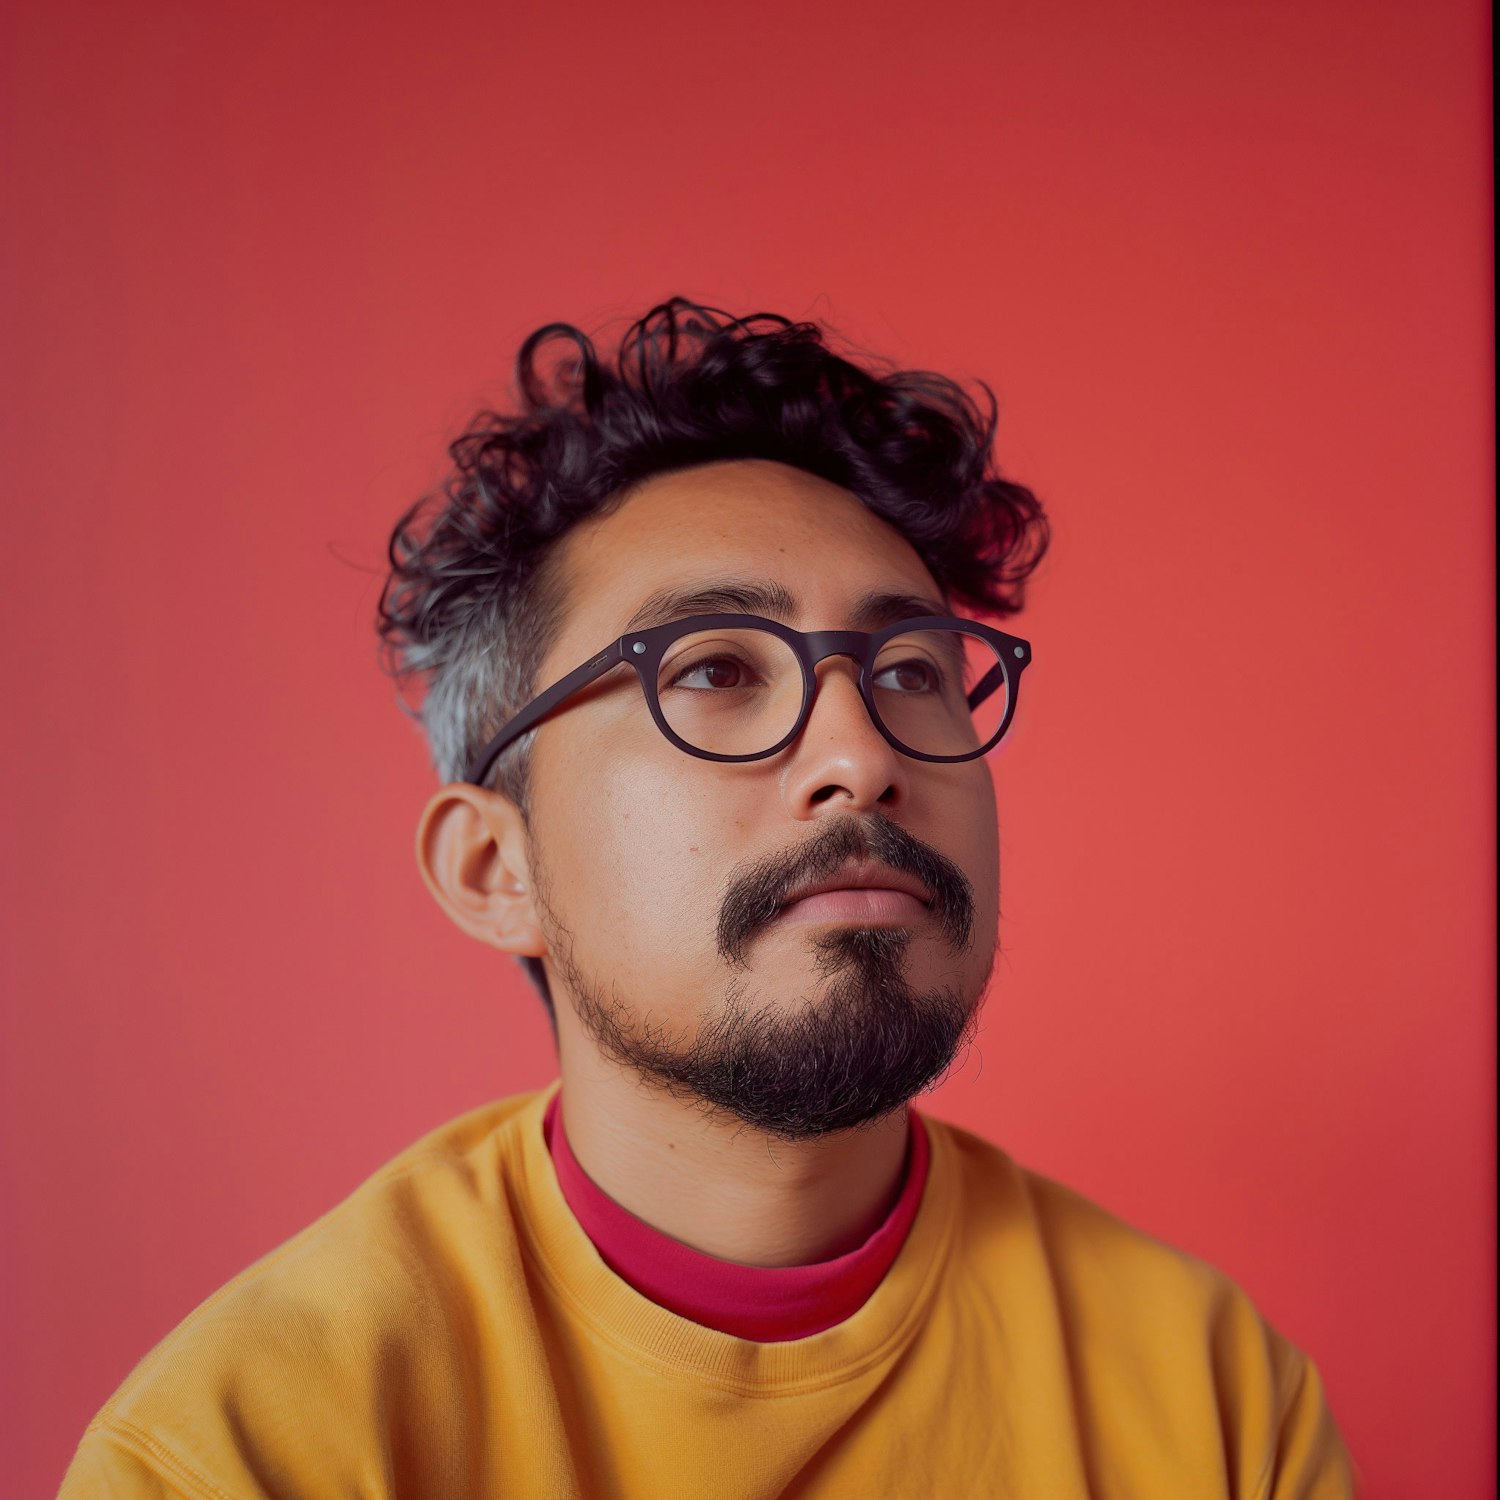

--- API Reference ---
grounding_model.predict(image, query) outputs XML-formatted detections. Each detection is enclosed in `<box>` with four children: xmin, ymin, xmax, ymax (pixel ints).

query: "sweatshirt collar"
<box><xmin>543</xmin><ymin>1087</ymin><xmax>930</xmax><ymax>1342</ymax></box>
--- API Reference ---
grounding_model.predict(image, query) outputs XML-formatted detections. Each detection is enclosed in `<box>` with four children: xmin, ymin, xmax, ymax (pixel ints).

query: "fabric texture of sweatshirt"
<box><xmin>58</xmin><ymin>1079</ymin><xmax>1358</xmax><ymax>1498</ymax></box>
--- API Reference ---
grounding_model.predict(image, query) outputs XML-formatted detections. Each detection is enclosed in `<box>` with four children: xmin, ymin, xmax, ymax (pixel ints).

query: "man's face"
<box><xmin>521</xmin><ymin>459</ymin><xmax>1002</xmax><ymax>1140</ymax></box>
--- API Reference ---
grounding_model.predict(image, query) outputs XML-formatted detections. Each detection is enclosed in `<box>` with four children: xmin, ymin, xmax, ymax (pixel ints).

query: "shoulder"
<box><xmin>64</xmin><ymin>1088</ymin><xmax>551</xmax><ymax>1495</ymax></box>
<box><xmin>933</xmin><ymin>1115</ymin><xmax>1267</xmax><ymax>1318</ymax></box>
<box><xmin>925</xmin><ymin>1117</ymin><xmax>1354</xmax><ymax>1497</ymax></box>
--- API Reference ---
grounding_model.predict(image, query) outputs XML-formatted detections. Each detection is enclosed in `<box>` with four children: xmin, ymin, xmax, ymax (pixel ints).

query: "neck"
<box><xmin>554</xmin><ymin>1037</ymin><xmax>912</xmax><ymax>1268</ymax></box>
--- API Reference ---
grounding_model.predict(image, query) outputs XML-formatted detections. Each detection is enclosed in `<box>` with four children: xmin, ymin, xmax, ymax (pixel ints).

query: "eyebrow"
<box><xmin>620</xmin><ymin>578</ymin><xmax>950</xmax><ymax>635</ymax></box>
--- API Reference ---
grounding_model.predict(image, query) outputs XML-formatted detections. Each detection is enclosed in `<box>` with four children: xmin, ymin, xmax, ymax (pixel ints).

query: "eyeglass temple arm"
<box><xmin>465</xmin><ymin>640</ymin><xmax>629</xmax><ymax>786</ymax></box>
<box><xmin>968</xmin><ymin>660</ymin><xmax>1007</xmax><ymax>712</ymax></box>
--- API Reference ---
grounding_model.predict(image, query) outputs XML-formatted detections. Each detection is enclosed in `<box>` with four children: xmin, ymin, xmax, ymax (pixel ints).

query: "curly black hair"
<box><xmin>376</xmin><ymin>296</ymin><xmax>1050</xmax><ymax>1025</ymax></box>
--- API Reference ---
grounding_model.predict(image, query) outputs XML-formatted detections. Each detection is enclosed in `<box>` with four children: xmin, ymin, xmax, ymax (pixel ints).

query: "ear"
<box><xmin>414</xmin><ymin>783</ymin><xmax>548</xmax><ymax>958</ymax></box>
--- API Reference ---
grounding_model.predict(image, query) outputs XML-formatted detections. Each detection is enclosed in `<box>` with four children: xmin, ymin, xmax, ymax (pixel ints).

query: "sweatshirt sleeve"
<box><xmin>57</xmin><ymin>1421</ymin><xmax>223</xmax><ymax>1500</ymax></box>
<box><xmin>1253</xmin><ymin>1352</ymin><xmax>1360</xmax><ymax>1500</ymax></box>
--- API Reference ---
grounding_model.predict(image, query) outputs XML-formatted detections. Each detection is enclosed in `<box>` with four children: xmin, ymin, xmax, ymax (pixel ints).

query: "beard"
<box><xmin>533</xmin><ymin>814</ymin><xmax>993</xmax><ymax>1142</ymax></box>
<box><xmin>567</xmin><ymin>927</ymin><xmax>985</xmax><ymax>1141</ymax></box>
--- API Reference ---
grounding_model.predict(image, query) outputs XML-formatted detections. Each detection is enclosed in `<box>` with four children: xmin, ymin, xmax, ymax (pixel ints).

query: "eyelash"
<box><xmin>664</xmin><ymin>654</ymin><xmax>944</xmax><ymax>693</ymax></box>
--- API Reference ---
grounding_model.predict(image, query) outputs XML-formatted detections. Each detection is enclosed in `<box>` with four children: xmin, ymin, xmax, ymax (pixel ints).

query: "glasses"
<box><xmin>463</xmin><ymin>612</ymin><xmax>1033</xmax><ymax>787</ymax></box>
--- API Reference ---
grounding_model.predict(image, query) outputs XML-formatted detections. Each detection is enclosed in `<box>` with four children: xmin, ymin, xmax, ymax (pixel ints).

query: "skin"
<box><xmin>417</xmin><ymin>459</ymin><xmax>1003</xmax><ymax>1268</ymax></box>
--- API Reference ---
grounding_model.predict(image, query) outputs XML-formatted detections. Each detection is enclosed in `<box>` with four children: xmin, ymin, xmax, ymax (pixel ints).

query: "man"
<box><xmin>60</xmin><ymin>298</ymin><xmax>1357</xmax><ymax>1497</ymax></box>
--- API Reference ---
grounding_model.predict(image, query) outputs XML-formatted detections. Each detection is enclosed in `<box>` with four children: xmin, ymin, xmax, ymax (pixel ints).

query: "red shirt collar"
<box><xmin>543</xmin><ymin>1089</ymin><xmax>930</xmax><ymax>1342</ymax></box>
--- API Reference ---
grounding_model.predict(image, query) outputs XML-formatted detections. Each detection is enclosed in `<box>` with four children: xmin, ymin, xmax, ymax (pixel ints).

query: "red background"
<box><xmin>1</xmin><ymin>2</ymin><xmax>1492</xmax><ymax>1495</ymax></box>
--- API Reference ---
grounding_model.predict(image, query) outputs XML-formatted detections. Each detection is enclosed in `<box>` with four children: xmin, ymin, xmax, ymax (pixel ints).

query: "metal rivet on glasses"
<box><xmin>632</xmin><ymin>642</ymin><xmax>647</xmax><ymax>654</ymax></box>
<box><xmin>1014</xmin><ymin>646</ymin><xmax>1026</xmax><ymax>658</ymax></box>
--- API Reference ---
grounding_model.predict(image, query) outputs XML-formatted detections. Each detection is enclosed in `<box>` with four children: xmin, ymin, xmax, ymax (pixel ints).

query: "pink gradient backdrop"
<box><xmin>1</xmin><ymin>1</ymin><xmax>1491</xmax><ymax>1495</ymax></box>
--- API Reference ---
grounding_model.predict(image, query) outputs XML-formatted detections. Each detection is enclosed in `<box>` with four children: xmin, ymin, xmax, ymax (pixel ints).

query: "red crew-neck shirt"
<box><xmin>542</xmin><ymin>1090</ymin><xmax>930</xmax><ymax>1342</ymax></box>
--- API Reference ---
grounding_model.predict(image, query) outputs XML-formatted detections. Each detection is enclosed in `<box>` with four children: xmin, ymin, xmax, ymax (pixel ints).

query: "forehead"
<box><xmin>551</xmin><ymin>459</ymin><xmax>947</xmax><ymax>648</ymax></box>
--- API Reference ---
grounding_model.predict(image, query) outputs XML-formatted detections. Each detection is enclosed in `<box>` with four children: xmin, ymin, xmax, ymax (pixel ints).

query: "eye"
<box><xmin>874</xmin><ymin>657</ymin><xmax>941</xmax><ymax>692</ymax></box>
<box><xmin>665</xmin><ymin>654</ymin><xmax>761</xmax><ymax>691</ymax></box>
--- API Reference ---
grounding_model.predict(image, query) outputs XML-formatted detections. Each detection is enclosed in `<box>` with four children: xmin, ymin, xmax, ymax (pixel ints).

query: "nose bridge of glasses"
<box><xmin>801</xmin><ymin>629</ymin><xmax>872</xmax><ymax>673</ymax></box>
<box><xmin>800</xmin><ymin>631</ymin><xmax>879</xmax><ymax>728</ymax></box>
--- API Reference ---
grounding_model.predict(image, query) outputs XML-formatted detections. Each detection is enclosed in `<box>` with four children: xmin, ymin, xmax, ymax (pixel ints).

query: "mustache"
<box><xmin>716</xmin><ymin>814</ymin><xmax>975</xmax><ymax>967</ymax></box>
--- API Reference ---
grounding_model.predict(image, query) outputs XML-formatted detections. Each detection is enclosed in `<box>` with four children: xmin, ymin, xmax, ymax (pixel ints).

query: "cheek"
<box><xmin>532</xmin><ymin>740</ymin><xmax>731</xmax><ymax>991</ymax></box>
<box><xmin>930</xmin><ymin>761</ymin><xmax>998</xmax><ymax>866</ymax></box>
<box><xmin>943</xmin><ymin>765</ymin><xmax>1001</xmax><ymax>945</ymax></box>
<box><xmin>972</xmin><ymin>777</ymin><xmax>1001</xmax><ymax>900</ymax></box>
<box><xmin>975</xmin><ymin>782</ymin><xmax>1003</xmax><ymax>957</ymax></box>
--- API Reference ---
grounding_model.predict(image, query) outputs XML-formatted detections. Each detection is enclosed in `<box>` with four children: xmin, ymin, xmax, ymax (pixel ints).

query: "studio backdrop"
<box><xmin>0</xmin><ymin>1</ymin><xmax>1492</xmax><ymax>1496</ymax></box>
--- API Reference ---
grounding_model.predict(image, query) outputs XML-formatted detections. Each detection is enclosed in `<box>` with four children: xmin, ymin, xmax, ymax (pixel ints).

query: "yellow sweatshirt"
<box><xmin>59</xmin><ymin>1080</ymin><xmax>1356</xmax><ymax>1498</ymax></box>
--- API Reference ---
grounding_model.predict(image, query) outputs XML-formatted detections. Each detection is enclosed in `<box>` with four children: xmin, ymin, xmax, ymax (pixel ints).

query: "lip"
<box><xmin>775</xmin><ymin>860</ymin><xmax>933</xmax><ymax>915</ymax></box>
<box><xmin>776</xmin><ymin>888</ymin><xmax>930</xmax><ymax>926</ymax></box>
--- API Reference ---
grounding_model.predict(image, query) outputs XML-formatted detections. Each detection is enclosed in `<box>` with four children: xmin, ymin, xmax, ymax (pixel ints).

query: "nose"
<box><xmin>801</xmin><ymin>652</ymin><xmax>883</xmax><ymax>747</ymax></box>
<box><xmin>779</xmin><ymin>652</ymin><xmax>907</xmax><ymax>815</ymax></box>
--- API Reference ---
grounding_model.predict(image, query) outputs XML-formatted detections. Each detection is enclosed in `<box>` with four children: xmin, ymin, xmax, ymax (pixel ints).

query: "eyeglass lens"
<box><xmin>654</xmin><ymin>625</ymin><xmax>1012</xmax><ymax>758</ymax></box>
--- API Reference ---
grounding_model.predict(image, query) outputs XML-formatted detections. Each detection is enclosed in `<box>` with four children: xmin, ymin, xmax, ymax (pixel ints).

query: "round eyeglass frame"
<box><xmin>463</xmin><ymin>612</ymin><xmax>1033</xmax><ymax>786</ymax></box>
